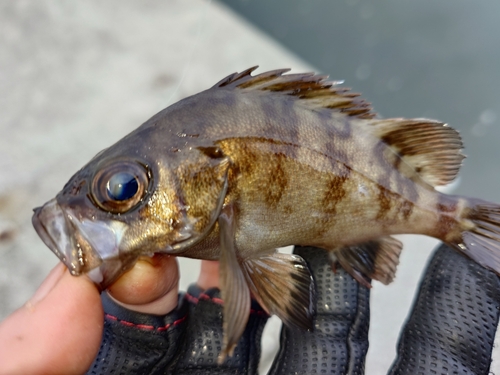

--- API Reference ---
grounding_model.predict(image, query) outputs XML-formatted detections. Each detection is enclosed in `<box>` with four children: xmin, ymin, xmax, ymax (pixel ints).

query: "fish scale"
<box><xmin>32</xmin><ymin>67</ymin><xmax>500</xmax><ymax>362</ymax></box>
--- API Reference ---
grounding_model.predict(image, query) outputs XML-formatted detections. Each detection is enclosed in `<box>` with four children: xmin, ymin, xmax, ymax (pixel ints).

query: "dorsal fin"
<box><xmin>213</xmin><ymin>67</ymin><xmax>464</xmax><ymax>186</ymax></box>
<box><xmin>213</xmin><ymin>66</ymin><xmax>376</xmax><ymax>119</ymax></box>
<box><xmin>370</xmin><ymin>118</ymin><xmax>465</xmax><ymax>186</ymax></box>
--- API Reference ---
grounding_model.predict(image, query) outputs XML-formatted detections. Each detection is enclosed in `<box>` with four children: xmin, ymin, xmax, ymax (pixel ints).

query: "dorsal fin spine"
<box><xmin>215</xmin><ymin>66</ymin><xmax>376</xmax><ymax>119</ymax></box>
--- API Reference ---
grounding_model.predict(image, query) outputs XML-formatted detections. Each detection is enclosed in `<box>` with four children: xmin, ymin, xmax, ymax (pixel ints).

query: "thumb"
<box><xmin>106</xmin><ymin>254</ymin><xmax>180</xmax><ymax>315</ymax></box>
<box><xmin>0</xmin><ymin>263</ymin><xmax>103</xmax><ymax>375</ymax></box>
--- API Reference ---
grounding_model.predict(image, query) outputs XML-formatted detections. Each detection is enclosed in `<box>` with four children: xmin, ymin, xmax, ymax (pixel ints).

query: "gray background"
<box><xmin>0</xmin><ymin>0</ymin><xmax>499</xmax><ymax>373</ymax></box>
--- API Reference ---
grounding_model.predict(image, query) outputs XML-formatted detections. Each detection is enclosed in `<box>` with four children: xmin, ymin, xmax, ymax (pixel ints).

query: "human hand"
<box><xmin>0</xmin><ymin>255</ymin><xmax>179</xmax><ymax>375</ymax></box>
<box><xmin>1</xmin><ymin>244</ymin><xmax>499</xmax><ymax>374</ymax></box>
<box><xmin>0</xmin><ymin>263</ymin><xmax>103</xmax><ymax>374</ymax></box>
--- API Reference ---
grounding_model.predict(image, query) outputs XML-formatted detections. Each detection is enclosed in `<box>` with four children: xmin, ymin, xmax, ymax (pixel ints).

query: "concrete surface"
<box><xmin>0</xmin><ymin>1</ymin><xmax>498</xmax><ymax>374</ymax></box>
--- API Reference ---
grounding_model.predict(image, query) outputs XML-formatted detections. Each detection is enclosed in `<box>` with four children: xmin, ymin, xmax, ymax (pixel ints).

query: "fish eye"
<box><xmin>91</xmin><ymin>162</ymin><xmax>149</xmax><ymax>214</ymax></box>
<box><xmin>106</xmin><ymin>172</ymin><xmax>139</xmax><ymax>201</ymax></box>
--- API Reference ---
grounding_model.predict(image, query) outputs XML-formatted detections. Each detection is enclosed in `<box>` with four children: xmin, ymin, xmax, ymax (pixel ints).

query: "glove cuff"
<box><xmin>86</xmin><ymin>292</ymin><xmax>188</xmax><ymax>374</ymax></box>
<box><xmin>86</xmin><ymin>285</ymin><xmax>269</xmax><ymax>375</ymax></box>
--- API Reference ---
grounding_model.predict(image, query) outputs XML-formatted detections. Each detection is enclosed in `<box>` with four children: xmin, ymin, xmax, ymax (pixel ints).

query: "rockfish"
<box><xmin>32</xmin><ymin>67</ymin><xmax>500</xmax><ymax>359</ymax></box>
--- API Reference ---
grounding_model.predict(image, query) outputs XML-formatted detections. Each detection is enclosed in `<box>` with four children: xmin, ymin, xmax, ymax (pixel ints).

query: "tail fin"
<box><xmin>454</xmin><ymin>200</ymin><xmax>500</xmax><ymax>273</ymax></box>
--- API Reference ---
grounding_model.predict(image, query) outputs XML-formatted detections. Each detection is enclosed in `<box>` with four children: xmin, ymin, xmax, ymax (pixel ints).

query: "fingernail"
<box><xmin>29</xmin><ymin>263</ymin><xmax>66</xmax><ymax>305</ymax></box>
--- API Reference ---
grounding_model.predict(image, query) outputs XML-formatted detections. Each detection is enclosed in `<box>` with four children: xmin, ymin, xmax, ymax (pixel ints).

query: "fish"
<box><xmin>32</xmin><ymin>67</ymin><xmax>500</xmax><ymax>361</ymax></box>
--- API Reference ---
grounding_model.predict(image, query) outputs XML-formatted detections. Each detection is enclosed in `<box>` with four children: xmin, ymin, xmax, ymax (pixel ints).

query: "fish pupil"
<box><xmin>106</xmin><ymin>172</ymin><xmax>139</xmax><ymax>201</ymax></box>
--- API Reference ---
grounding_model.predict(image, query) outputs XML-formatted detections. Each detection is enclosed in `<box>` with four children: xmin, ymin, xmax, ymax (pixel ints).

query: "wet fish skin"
<box><xmin>32</xmin><ymin>67</ymin><xmax>500</xmax><ymax>361</ymax></box>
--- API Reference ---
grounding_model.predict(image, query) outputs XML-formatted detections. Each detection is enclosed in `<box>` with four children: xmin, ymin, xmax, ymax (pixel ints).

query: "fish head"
<box><xmin>32</xmin><ymin>136</ymin><xmax>230</xmax><ymax>288</ymax></box>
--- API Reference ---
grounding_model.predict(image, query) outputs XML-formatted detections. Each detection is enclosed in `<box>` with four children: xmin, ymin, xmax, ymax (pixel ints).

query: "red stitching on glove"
<box><xmin>199</xmin><ymin>293</ymin><xmax>224</xmax><ymax>305</ymax></box>
<box><xmin>184</xmin><ymin>292</ymin><xmax>200</xmax><ymax>304</ymax></box>
<box><xmin>185</xmin><ymin>293</ymin><xmax>269</xmax><ymax>317</ymax></box>
<box><xmin>185</xmin><ymin>292</ymin><xmax>224</xmax><ymax>305</ymax></box>
<box><xmin>105</xmin><ymin>313</ymin><xmax>186</xmax><ymax>331</ymax></box>
<box><xmin>250</xmin><ymin>309</ymin><xmax>269</xmax><ymax>317</ymax></box>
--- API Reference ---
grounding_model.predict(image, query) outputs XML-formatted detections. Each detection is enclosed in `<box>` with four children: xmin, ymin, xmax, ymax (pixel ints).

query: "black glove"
<box><xmin>86</xmin><ymin>244</ymin><xmax>500</xmax><ymax>374</ymax></box>
<box><xmin>86</xmin><ymin>286</ymin><xmax>268</xmax><ymax>375</ymax></box>
<box><xmin>389</xmin><ymin>244</ymin><xmax>500</xmax><ymax>374</ymax></box>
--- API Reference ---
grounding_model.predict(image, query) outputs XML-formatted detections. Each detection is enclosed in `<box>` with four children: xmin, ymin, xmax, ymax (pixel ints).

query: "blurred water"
<box><xmin>220</xmin><ymin>0</ymin><xmax>500</xmax><ymax>201</ymax></box>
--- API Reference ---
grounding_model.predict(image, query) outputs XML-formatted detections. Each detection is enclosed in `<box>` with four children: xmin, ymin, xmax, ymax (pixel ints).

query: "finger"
<box><xmin>268</xmin><ymin>246</ymin><xmax>370</xmax><ymax>375</ymax></box>
<box><xmin>196</xmin><ymin>260</ymin><xmax>220</xmax><ymax>290</ymax></box>
<box><xmin>107</xmin><ymin>254</ymin><xmax>180</xmax><ymax>315</ymax></box>
<box><xmin>388</xmin><ymin>243</ymin><xmax>500</xmax><ymax>375</ymax></box>
<box><xmin>0</xmin><ymin>263</ymin><xmax>103</xmax><ymax>375</ymax></box>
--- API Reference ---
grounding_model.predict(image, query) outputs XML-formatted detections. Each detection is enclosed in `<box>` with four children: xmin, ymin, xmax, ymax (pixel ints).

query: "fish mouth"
<box><xmin>32</xmin><ymin>199</ymin><xmax>129</xmax><ymax>288</ymax></box>
<box><xmin>32</xmin><ymin>199</ymin><xmax>87</xmax><ymax>273</ymax></box>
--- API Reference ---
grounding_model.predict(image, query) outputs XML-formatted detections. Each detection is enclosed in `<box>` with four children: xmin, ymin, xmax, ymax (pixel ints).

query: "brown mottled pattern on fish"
<box><xmin>322</xmin><ymin>171</ymin><xmax>350</xmax><ymax>216</ymax></box>
<box><xmin>32</xmin><ymin>67</ymin><xmax>500</xmax><ymax>361</ymax></box>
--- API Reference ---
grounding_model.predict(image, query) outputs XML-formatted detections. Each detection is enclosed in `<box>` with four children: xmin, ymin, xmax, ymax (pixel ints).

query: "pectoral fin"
<box><xmin>241</xmin><ymin>252</ymin><xmax>315</xmax><ymax>330</ymax></box>
<box><xmin>218</xmin><ymin>204</ymin><xmax>250</xmax><ymax>363</ymax></box>
<box><xmin>332</xmin><ymin>236</ymin><xmax>403</xmax><ymax>288</ymax></box>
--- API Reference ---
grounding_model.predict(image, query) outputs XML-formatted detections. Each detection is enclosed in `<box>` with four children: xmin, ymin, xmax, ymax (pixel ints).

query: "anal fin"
<box><xmin>241</xmin><ymin>252</ymin><xmax>315</xmax><ymax>330</ymax></box>
<box><xmin>218</xmin><ymin>204</ymin><xmax>250</xmax><ymax>363</ymax></box>
<box><xmin>332</xmin><ymin>236</ymin><xmax>403</xmax><ymax>287</ymax></box>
